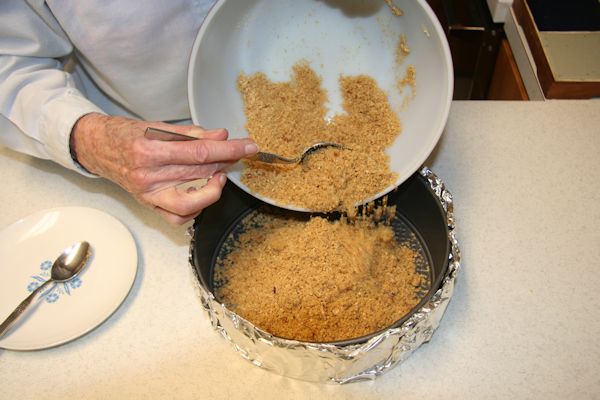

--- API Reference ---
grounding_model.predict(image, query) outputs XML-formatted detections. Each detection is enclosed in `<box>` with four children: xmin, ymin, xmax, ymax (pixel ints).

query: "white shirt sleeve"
<box><xmin>0</xmin><ymin>0</ymin><xmax>105</xmax><ymax>175</ymax></box>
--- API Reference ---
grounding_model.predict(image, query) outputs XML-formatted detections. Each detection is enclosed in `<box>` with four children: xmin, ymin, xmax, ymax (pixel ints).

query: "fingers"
<box><xmin>147</xmin><ymin>125</ymin><xmax>229</xmax><ymax>141</ymax></box>
<box><xmin>153</xmin><ymin>207</ymin><xmax>199</xmax><ymax>225</ymax></box>
<box><xmin>146</xmin><ymin>173</ymin><xmax>228</xmax><ymax>225</ymax></box>
<box><xmin>127</xmin><ymin>162</ymin><xmax>231</xmax><ymax>192</ymax></box>
<box><xmin>187</xmin><ymin>128</ymin><xmax>229</xmax><ymax>141</ymax></box>
<box><xmin>142</xmin><ymin>124</ymin><xmax>257</xmax><ymax>165</ymax></box>
<box><xmin>127</xmin><ymin>123</ymin><xmax>248</xmax><ymax>224</ymax></box>
<box><xmin>151</xmin><ymin>138</ymin><xmax>259</xmax><ymax>165</ymax></box>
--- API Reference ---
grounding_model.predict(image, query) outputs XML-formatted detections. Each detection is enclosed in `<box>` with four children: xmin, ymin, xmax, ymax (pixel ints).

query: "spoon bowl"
<box><xmin>0</xmin><ymin>241</ymin><xmax>91</xmax><ymax>339</ymax></box>
<box><xmin>51</xmin><ymin>242</ymin><xmax>91</xmax><ymax>281</ymax></box>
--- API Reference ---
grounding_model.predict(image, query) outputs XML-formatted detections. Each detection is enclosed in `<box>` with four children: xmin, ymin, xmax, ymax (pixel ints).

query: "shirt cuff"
<box><xmin>39</xmin><ymin>88</ymin><xmax>106</xmax><ymax>177</ymax></box>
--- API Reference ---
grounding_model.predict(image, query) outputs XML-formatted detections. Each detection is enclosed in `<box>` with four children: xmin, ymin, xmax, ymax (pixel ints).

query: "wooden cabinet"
<box><xmin>487</xmin><ymin>39</ymin><xmax>529</xmax><ymax>100</ymax></box>
<box><xmin>425</xmin><ymin>0</ymin><xmax>532</xmax><ymax>100</ymax></box>
<box><xmin>511</xmin><ymin>0</ymin><xmax>600</xmax><ymax>99</ymax></box>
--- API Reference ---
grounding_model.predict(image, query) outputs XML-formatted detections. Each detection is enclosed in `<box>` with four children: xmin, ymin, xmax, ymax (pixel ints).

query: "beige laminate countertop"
<box><xmin>0</xmin><ymin>100</ymin><xmax>599</xmax><ymax>399</ymax></box>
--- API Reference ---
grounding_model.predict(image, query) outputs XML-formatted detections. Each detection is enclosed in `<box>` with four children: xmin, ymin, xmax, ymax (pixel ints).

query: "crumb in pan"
<box><xmin>215</xmin><ymin>210</ymin><xmax>429</xmax><ymax>343</ymax></box>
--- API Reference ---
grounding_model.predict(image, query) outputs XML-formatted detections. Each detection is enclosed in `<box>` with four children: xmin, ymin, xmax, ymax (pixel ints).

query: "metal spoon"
<box><xmin>144</xmin><ymin>127</ymin><xmax>348</xmax><ymax>165</ymax></box>
<box><xmin>0</xmin><ymin>241</ymin><xmax>92</xmax><ymax>339</ymax></box>
<box><xmin>244</xmin><ymin>142</ymin><xmax>347</xmax><ymax>165</ymax></box>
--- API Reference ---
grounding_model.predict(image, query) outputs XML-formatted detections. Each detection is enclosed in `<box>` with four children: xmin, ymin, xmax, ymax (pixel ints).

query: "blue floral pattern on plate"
<box><xmin>27</xmin><ymin>260</ymin><xmax>83</xmax><ymax>303</ymax></box>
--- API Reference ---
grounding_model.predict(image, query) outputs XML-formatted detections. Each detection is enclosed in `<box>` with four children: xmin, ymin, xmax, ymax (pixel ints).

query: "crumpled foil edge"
<box><xmin>188</xmin><ymin>166</ymin><xmax>461</xmax><ymax>384</ymax></box>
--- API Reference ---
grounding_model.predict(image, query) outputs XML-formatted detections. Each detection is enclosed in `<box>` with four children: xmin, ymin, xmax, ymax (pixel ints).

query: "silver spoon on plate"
<box><xmin>0</xmin><ymin>241</ymin><xmax>92</xmax><ymax>339</ymax></box>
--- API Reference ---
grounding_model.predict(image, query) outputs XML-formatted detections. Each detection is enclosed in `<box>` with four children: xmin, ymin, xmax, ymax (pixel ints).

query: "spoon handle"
<box><xmin>146</xmin><ymin>126</ymin><xmax>304</xmax><ymax>165</ymax></box>
<box><xmin>245</xmin><ymin>151</ymin><xmax>297</xmax><ymax>164</ymax></box>
<box><xmin>0</xmin><ymin>279</ymin><xmax>53</xmax><ymax>339</ymax></box>
<box><xmin>144</xmin><ymin>127</ymin><xmax>197</xmax><ymax>142</ymax></box>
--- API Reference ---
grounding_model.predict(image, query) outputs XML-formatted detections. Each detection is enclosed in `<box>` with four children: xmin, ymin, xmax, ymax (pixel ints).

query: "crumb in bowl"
<box><xmin>237</xmin><ymin>62</ymin><xmax>402</xmax><ymax>212</ymax></box>
<box><xmin>384</xmin><ymin>0</ymin><xmax>404</xmax><ymax>16</ymax></box>
<box><xmin>398</xmin><ymin>65</ymin><xmax>417</xmax><ymax>98</ymax></box>
<box><xmin>396</xmin><ymin>34</ymin><xmax>410</xmax><ymax>65</ymax></box>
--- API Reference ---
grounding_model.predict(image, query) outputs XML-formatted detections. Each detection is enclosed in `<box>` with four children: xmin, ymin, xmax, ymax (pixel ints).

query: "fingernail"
<box><xmin>219</xmin><ymin>174</ymin><xmax>227</xmax><ymax>184</ymax></box>
<box><xmin>245</xmin><ymin>143</ymin><xmax>259</xmax><ymax>155</ymax></box>
<box><xmin>187</xmin><ymin>127</ymin><xmax>205</xmax><ymax>138</ymax></box>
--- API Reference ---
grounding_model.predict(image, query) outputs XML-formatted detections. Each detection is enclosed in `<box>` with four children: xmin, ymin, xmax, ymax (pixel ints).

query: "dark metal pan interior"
<box><xmin>192</xmin><ymin>173</ymin><xmax>450</xmax><ymax>345</ymax></box>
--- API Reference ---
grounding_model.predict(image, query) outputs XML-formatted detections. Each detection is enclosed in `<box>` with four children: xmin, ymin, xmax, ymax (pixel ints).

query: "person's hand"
<box><xmin>70</xmin><ymin>113</ymin><xmax>258</xmax><ymax>224</ymax></box>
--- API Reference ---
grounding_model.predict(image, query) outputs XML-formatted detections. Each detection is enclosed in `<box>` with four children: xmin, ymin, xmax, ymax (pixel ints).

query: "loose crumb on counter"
<box><xmin>215</xmin><ymin>211</ymin><xmax>428</xmax><ymax>342</ymax></box>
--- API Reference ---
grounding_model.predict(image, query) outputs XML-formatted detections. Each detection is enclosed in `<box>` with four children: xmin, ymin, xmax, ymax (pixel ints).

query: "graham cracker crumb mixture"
<box><xmin>215</xmin><ymin>212</ymin><xmax>427</xmax><ymax>342</ymax></box>
<box><xmin>394</xmin><ymin>34</ymin><xmax>416</xmax><ymax>99</ymax></box>
<box><xmin>237</xmin><ymin>63</ymin><xmax>401</xmax><ymax>211</ymax></box>
<box><xmin>396</xmin><ymin>34</ymin><xmax>410</xmax><ymax>65</ymax></box>
<box><xmin>398</xmin><ymin>65</ymin><xmax>417</xmax><ymax>98</ymax></box>
<box><xmin>384</xmin><ymin>0</ymin><xmax>404</xmax><ymax>16</ymax></box>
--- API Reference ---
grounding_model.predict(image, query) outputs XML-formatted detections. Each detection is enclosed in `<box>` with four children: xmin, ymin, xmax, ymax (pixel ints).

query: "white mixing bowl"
<box><xmin>188</xmin><ymin>0</ymin><xmax>453</xmax><ymax>211</ymax></box>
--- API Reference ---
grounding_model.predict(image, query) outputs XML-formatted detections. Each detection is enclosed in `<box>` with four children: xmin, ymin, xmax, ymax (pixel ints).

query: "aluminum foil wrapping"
<box><xmin>188</xmin><ymin>166</ymin><xmax>460</xmax><ymax>384</ymax></box>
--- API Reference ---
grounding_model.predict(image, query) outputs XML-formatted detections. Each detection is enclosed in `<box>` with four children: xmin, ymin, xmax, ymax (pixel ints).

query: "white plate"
<box><xmin>188</xmin><ymin>0</ymin><xmax>453</xmax><ymax>211</ymax></box>
<box><xmin>0</xmin><ymin>207</ymin><xmax>138</xmax><ymax>350</ymax></box>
